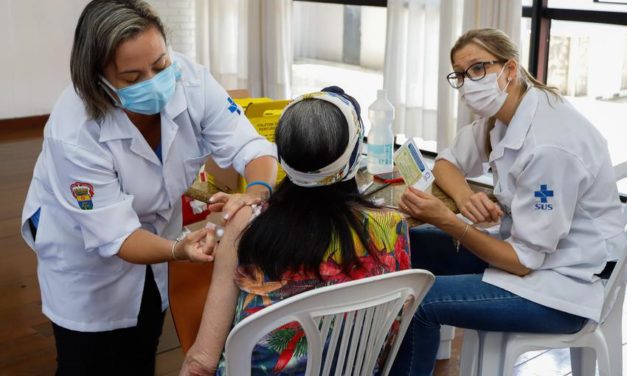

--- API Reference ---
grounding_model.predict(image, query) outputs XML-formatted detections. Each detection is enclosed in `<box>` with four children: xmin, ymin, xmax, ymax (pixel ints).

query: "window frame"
<box><xmin>594</xmin><ymin>0</ymin><xmax>627</xmax><ymax>5</ymax></box>
<box><xmin>293</xmin><ymin>0</ymin><xmax>386</xmax><ymax>7</ymax></box>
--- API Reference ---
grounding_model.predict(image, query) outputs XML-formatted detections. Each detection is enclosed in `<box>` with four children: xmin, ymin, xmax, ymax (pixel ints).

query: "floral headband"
<box><xmin>279</xmin><ymin>91</ymin><xmax>364</xmax><ymax>187</ymax></box>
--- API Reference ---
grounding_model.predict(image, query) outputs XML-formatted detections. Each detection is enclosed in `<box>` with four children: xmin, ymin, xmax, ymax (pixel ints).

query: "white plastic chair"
<box><xmin>436</xmin><ymin>325</ymin><xmax>456</xmax><ymax>360</ymax></box>
<box><xmin>459</xmin><ymin>162</ymin><xmax>627</xmax><ymax>376</ymax></box>
<box><xmin>223</xmin><ymin>269</ymin><xmax>435</xmax><ymax>376</ymax></box>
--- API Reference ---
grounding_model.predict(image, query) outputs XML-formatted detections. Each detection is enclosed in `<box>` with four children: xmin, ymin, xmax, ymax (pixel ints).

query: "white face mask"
<box><xmin>460</xmin><ymin>64</ymin><xmax>511</xmax><ymax>118</ymax></box>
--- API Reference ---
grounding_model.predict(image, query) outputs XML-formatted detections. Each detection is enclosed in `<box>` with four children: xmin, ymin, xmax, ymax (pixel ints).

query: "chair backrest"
<box><xmin>615</xmin><ymin>162</ymin><xmax>627</xmax><ymax>228</ymax></box>
<box><xmin>599</xmin><ymin>162</ymin><xmax>627</xmax><ymax>321</ymax></box>
<box><xmin>600</xmin><ymin>242</ymin><xmax>627</xmax><ymax>322</ymax></box>
<box><xmin>224</xmin><ymin>269</ymin><xmax>434</xmax><ymax>376</ymax></box>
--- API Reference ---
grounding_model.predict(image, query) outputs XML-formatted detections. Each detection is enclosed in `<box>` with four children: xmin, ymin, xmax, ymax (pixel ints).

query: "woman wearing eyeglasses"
<box><xmin>397</xmin><ymin>28</ymin><xmax>625</xmax><ymax>375</ymax></box>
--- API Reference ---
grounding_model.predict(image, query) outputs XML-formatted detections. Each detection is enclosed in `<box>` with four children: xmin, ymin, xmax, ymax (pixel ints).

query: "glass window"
<box><xmin>292</xmin><ymin>2</ymin><xmax>386</xmax><ymax>133</ymax></box>
<box><xmin>520</xmin><ymin>17</ymin><xmax>532</xmax><ymax>71</ymax></box>
<box><xmin>546</xmin><ymin>20</ymin><xmax>627</xmax><ymax>192</ymax></box>
<box><xmin>548</xmin><ymin>0</ymin><xmax>627</xmax><ymax>11</ymax></box>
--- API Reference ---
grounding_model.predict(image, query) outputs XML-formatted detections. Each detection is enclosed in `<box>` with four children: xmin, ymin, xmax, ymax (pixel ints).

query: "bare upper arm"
<box><xmin>213</xmin><ymin>205</ymin><xmax>253</xmax><ymax>261</ymax></box>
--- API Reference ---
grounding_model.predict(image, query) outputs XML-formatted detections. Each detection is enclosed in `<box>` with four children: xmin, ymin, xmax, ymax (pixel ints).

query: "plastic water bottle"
<box><xmin>367</xmin><ymin>89</ymin><xmax>395</xmax><ymax>174</ymax></box>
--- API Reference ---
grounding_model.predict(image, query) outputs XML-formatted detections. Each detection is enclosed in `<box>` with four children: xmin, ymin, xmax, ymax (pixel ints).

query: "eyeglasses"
<box><xmin>446</xmin><ymin>60</ymin><xmax>505</xmax><ymax>89</ymax></box>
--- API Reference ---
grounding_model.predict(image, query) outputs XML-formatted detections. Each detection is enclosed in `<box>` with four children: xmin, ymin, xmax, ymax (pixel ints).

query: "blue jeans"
<box><xmin>390</xmin><ymin>226</ymin><xmax>587</xmax><ymax>376</ymax></box>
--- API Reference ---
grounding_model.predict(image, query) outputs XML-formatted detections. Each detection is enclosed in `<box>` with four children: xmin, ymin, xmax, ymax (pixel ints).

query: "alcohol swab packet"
<box><xmin>393</xmin><ymin>138</ymin><xmax>434</xmax><ymax>191</ymax></box>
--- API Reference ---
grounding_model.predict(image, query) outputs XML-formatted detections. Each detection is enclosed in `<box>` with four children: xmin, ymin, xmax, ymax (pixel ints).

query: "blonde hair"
<box><xmin>70</xmin><ymin>0</ymin><xmax>167</xmax><ymax>120</ymax></box>
<box><xmin>450</xmin><ymin>28</ymin><xmax>560</xmax><ymax>152</ymax></box>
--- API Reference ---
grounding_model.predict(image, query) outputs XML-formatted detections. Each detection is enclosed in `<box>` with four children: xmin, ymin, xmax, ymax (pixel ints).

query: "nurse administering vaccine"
<box><xmin>20</xmin><ymin>1</ymin><xmax>276</xmax><ymax>374</ymax></box>
<box><xmin>398</xmin><ymin>28</ymin><xmax>625</xmax><ymax>375</ymax></box>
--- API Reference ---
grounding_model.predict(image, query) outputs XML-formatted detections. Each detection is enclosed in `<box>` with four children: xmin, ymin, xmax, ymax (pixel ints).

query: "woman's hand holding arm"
<box><xmin>400</xmin><ymin>187</ymin><xmax>530</xmax><ymax>276</ymax></box>
<box><xmin>433</xmin><ymin>159</ymin><xmax>502</xmax><ymax>223</ymax></box>
<box><xmin>179</xmin><ymin>207</ymin><xmax>252</xmax><ymax>376</ymax></box>
<box><xmin>208</xmin><ymin>156</ymin><xmax>277</xmax><ymax>222</ymax></box>
<box><xmin>459</xmin><ymin>191</ymin><xmax>503</xmax><ymax>224</ymax></box>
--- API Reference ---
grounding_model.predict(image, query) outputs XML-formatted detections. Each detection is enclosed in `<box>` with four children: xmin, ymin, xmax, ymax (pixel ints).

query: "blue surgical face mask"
<box><xmin>101</xmin><ymin>62</ymin><xmax>180</xmax><ymax>115</ymax></box>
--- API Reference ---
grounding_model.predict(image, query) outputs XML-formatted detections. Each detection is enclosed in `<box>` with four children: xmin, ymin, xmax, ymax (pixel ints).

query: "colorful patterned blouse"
<box><xmin>216</xmin><ymin>208</ymin><xmax>411</xmax><ymax>375</ymax></box>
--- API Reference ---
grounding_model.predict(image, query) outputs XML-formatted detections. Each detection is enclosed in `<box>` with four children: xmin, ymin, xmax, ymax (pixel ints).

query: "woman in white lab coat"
<box><xmin>397</xmin><ymin>28</ymin><xmax>625</xmax><ymax>375</ymax></box>
<box><xmin>20</xmin><ymin>1</ymin><xmax>276</xmax><ymax>374</ymax></box>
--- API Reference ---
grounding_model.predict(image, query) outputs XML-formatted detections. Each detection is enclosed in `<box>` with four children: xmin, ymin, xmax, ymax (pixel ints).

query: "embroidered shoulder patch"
<box><xmin>70</xmin><ymin>182</ymin><xmax>95</xmax><ymax>210</ymax></box>
<box><xmin>534</xmin><ymin>184</ymin><xmax>554</xmax><ymax>211</ymax></box>
<box><xmin>227</xmin><ymin>97</ymin><xmax>241</xmax><ymax>115</ymax></box>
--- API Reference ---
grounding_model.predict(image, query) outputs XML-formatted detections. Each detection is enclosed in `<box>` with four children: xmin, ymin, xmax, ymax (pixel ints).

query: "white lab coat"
<box><xmin>438</xmin><ymin>87</ymin><xmax>625</xmax><ymax>321</ymax></box>
<box><xmin>20</xmin><ymin>52</ymin><xmax>276</xmax><ymax>332</ymax></box>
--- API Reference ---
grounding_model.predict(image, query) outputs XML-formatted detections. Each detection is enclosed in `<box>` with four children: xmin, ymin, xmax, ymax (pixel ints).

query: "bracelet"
<box><xmin>171</xmin><ymin>227</ymin><xmax>191</xmax><ymax>261</ymax></box>
<box><xmin>246</xmin><ymin>181</ymin><xmax>273</xmax><ymax>197</ymax></box>
<box><xmin>171</xmin><ymin>239</ymin><xmax>181</xmax><ymax>261</ymax></box>
<box><xmin>454</xmin><ymin>223</ymin><xmax>470</xmax><ymax>253</ymax></box>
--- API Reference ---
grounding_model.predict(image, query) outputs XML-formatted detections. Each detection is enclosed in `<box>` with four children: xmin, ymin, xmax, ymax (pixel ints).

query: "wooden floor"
<box><xmin>0</xmin><ymin>127</ymin><xmax>625</xmax><ymax>375</ymax></box>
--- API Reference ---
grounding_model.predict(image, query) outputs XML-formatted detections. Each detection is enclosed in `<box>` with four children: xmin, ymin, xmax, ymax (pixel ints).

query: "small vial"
<box><xmin>205</xmin><ymin>222</ymin><xmax>225</xmax><ymax>239</ymax></box>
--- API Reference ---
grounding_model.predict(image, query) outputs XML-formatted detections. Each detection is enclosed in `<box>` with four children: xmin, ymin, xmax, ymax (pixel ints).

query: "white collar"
<box><xmin>489</xmin><ymin>87</ymin><xmax>539</xmax><ymax>161</ymax></box>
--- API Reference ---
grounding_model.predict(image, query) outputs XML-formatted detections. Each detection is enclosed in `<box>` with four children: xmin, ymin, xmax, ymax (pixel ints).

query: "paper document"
<box><xmin>394</xmin><ymin>139</ymin><xmax>434</xmax><ymax>191</ymax></box>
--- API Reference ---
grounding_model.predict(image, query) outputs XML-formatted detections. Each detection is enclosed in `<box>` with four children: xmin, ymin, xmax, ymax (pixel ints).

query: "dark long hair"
<box><xmin>238</xmin><ymin>89</ymin><xmax>376</xmax><ymax>280</ymax></box>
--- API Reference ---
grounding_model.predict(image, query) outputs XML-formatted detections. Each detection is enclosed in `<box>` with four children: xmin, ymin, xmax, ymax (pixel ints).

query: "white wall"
<box><xmin>0</xmin><ymin>0</ymin><xmax>89</xmax><ymax>119</ymax></box>
<box><xmin>148</xmin><ymin>0</ymin><xmax>196</xmax><ymax>61</ymax></box>
<box><xmin>0</xmin><ymin>0</ymin><xmax>197</xmax><ymax>120</ymax></box>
